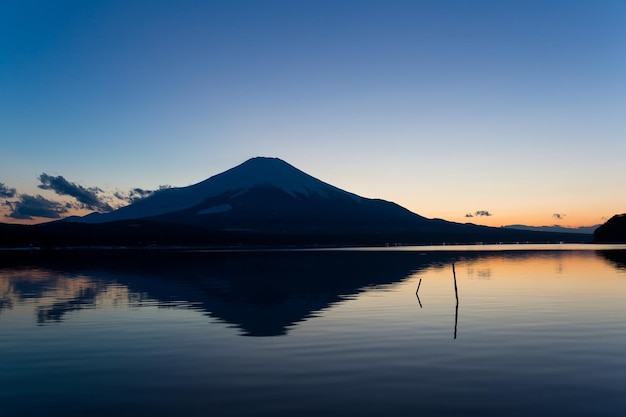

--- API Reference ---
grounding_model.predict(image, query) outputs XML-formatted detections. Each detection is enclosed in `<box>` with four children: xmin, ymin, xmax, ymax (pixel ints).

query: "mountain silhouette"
<box><xmin>503</xmin><ymin>224</ymin><xmax>599</xmax><ymax>235</ymax></box>
<box><xmin>0</xmin><ymin>157</ymin><xmax>592</xmax><ymax>247</ymax></box>
<box><xmin>594</xmin><ymin>214</ymin><xmax>626</xmax><ymax>243</ymax></box>
<box><xmin>73</xmin><ymin>157</ymin><xmax>441</xmax><ymax>235</ymax></box>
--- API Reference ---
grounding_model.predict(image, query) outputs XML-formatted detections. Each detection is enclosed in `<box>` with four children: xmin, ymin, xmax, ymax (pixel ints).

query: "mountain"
<box><xmin>74</xmin><ymin>156</ymin><xmax>451</xmax><ymax>236</ymax></box>
<box><xmin>78</xmin><ymin>157</ymin><xmax>363</xmax><ymax>224</ymax></box>
<box><xmin>594</xmin><ymin>214</ymin><xmax>626</xmax><ymax>243</ymax></box>
<box><xmin>503</xmin><ymin>224</ymin><xmax>599</xmax><ymax>235</ymax></box>
<box><xmin>1</xmin><ymin>157</ymin><xmax>593</xmax><ymax>247</ymax></box>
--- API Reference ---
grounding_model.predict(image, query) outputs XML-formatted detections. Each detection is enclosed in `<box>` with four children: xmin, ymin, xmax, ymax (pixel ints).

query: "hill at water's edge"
<box><xmin>594</xmin><ymin>214</ymin><xmax>626</xmax><ymax>243</ymax></box>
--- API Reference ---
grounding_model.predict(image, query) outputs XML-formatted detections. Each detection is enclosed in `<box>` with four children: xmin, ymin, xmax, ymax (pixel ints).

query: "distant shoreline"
<box><xmin>1</xmin><ymin>242</ymin><xmax>622</xmax><ymax>254</ymax></box>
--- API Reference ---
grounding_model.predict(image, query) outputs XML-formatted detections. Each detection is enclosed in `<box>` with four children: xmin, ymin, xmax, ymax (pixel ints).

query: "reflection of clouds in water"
<box><xmin>36</xmin><ymin>285</ymin><xmax>102</xmax><ymax>324</ymax></box>
<box><xmin>477</xmin><ymin>269</ymin><xmax>491</xmax><ymax>279</ymax></box>
<box><xmin>556</xmin><ymin>262</ymin><xmax>563</xmax><ymax>274</ymax></box>
<box><xmin>0</xmin><ymin>295</ymin><xmax>13</xmax><ymax>312</ymax></box>
<box><xmin>0</xmin><ymin>269</ymin><xmax>134</xmax><ymax>324</ymax></box>
<box><xmin>467</xmin><ymin>267</ymin><xmax>491</xmax><ymax>280</ymax></box>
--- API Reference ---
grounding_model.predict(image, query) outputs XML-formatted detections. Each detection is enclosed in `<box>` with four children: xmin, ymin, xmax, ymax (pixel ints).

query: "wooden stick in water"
<box><xmin>453</xmin><ymin>264</ymin><xmax>458</xmax><ymax>304</ymax></box>
<box><xmin>453</xmin><ymin>263</ymin><xmax>459</xmax><ymax>339</ymax></box>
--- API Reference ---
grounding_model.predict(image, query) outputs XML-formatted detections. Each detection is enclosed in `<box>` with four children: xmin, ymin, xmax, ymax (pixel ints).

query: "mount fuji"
<box><xmin>1</xmin><ymin>157</ymin><xmax>592</xmax><ymax>247</ymax></box>
<box><xmin>80</xmin><ymin>157</ymin><xmax>365</xmax><ymax>224</ymax></box>
<box><xmin>76</xmin><ymin>156</ymin><xmax>434</xmax><ymax>234</ymax></box>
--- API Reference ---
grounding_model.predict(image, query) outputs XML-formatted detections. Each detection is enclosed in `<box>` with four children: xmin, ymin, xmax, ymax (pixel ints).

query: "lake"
<box><xmin>1</xmin><ymin>245</ymin><xmax>626</xmax><ymax>416</ymax></box>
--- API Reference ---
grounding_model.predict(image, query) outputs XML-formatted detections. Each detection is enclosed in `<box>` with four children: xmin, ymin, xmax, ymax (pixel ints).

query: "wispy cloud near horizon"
<box><xmin>38</xmin><ymin>173</ymin><xmax>112</xmax><ymax>212</ymax></box>
<box><xmin>5</xmin><ymin>194</ymin><xmax>69</xmax><ymax>220</ymax></box>
<box><xmin>113</xmin><ymin>185</ymin><xmax>170</xmax><ymax>204</ymax></box>
<box><xmin>0</xmin><ymin>175</ymin><xmax>177</xmax><ymax>221</ymax></box>
<box><xmin>0</xmin><ymin>183</ymin><xmax>17</xmax><ymax>198</ymax></box>
<box><xmin>466</xmin><ymin>210</ymin><xmax>493</xmax><ymax>218</ymax></box>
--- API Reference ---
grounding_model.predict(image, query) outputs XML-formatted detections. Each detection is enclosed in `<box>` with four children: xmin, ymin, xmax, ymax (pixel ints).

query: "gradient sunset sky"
<box><xmin>1</xmin><ymin>0</ymin><xmax>625</xmax><ymax>227</ymax></box>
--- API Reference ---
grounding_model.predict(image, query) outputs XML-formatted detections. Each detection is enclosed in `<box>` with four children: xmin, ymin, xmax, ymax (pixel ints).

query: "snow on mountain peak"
<box><xmin>204</xmin><ymin>157</ymin><xmax>358</xmax><ymax>200</ymax></box>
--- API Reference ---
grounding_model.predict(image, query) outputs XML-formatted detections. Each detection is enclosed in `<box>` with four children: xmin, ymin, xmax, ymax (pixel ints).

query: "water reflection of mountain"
<box><xmin>0</xmin><ymin>249</ymin><xmax>596</xmax><ymax>336</ymax></box>
<box><xmin>596</xmin><ymin>249</ymin><xmax>626</xmax><ymax>271</ymax></box>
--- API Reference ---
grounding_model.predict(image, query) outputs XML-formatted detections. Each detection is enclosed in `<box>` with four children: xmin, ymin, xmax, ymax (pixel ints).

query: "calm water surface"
<box><xmin>1</xmin><ymin>245</ymin><xmax>625</xmax><ymax>416</ymax></box>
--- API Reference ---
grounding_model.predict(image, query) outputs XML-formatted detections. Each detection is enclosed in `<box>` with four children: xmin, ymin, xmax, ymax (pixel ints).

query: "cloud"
<box><xmin>0</xmin><ymin>182</ymin><xmax>17</xmax><ymax>198</ymax></box>
<box><xmin>114</xmin><ymin>188</ymin><xmax>155</xmax><ymax>204</ymax></box>
<box><xmin>6</xmin><ymin>194</ymin><xmax>69</xmax><ymax>220</ymax></box>
<box><xmin>38</xmin><ymin>173</ymin><xmax>112</xmax><ymax>212</ymax></box>
<box><xmin>131</xmin><ymin>188</ymin><xmax>155</xmax><ymax>200</ymax></box>
<box><xmin>114</xmin><ymin>185</ymin><xmax>171</xmax><ymax>204</ymax></box>
<box><xmin>552</xmin><ymin>213</ymin><xmax>566</xmax><ymax>220</ymax></box>
<box><xmin>465</xmin><ymin>211</ymin><xmax>493</xmax><ymax>218</ymax></box>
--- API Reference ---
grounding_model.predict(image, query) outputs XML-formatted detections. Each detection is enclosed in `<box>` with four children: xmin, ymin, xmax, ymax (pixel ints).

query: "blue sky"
<box><xmin>1</xmin><ymin>0</ymin><xmax>625</xmax><ymax>226</ymax></box>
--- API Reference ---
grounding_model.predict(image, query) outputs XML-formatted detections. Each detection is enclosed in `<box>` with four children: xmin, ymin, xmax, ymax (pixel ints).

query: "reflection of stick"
<box><xmin>415</xmin><ymin>278</ymin><xmax>423</xmax><ymax>308</ymax></box>
<box><xmin>453</xmin><ymin>263</ymin><xmax>459</xmax><ymax>339</ymax></box>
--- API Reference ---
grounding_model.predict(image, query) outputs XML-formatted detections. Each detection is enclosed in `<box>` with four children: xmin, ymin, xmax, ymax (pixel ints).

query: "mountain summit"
<box><xmin>1</xmin><ymin>157</ymin><xmax>590</xmax><ymax>247</ymax></box>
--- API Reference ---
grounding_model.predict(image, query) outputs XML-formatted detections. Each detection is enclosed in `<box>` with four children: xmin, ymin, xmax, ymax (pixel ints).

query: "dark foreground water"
<box><xmin>1</xmin><ymin>245</ymin><xmax>625</xmax><ymax>416</ymax></box>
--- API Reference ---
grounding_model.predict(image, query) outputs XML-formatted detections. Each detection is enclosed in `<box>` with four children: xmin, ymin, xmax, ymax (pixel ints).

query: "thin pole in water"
<box><xmin>453</xmin><ymin>263</ymin><xmax>459</xmax><ymax>339</ymax></box>
<box><xmin>415</xmin><ymin>278</ymin><xmax>422</xmax><ymax>308</ymax></box>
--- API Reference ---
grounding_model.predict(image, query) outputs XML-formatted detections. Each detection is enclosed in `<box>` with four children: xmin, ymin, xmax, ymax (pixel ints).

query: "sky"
<box><xmin>1</xmin><ymin>0</ymin><xmax>625</xmax><ymax>227</ymax></box>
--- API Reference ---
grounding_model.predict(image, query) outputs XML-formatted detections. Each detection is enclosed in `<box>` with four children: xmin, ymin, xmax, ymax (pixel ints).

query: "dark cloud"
<box><xmin>465</xmin><ymin>211</ymin><xmax>492</xmax><ymax>218</ymax></box>
<box><xmin>132</xmin><ymin>188</ymin><xmax>154</xmax><ymax>199</ymax></box>
<box><xmin>114</xmin><ymin>187</ymin><xmax>155</xmax><ymax>204</ymax></box>
<box><xmin>6</xmin><ymin>194</ymin><xmax>68</xmax><ymax>220</ymax></box>
<box><xmin>0</xmin><ymin>182</ymin><xmax>17</xmax><ymax>198</ymax></box>
<box><xmin>114</xmin><ymin>185</ymin><xmax>171</xmax><ymax>204</ymax></box>
<box><xmin>552</xmin><ymin>213</ymin><xmax>566</xmax><ymax>220</ymax></box>
<box><xmin>38</xmin><ymin>173</ymin><xmax>112</xmax><ymax>212</ymax></box>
